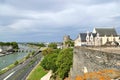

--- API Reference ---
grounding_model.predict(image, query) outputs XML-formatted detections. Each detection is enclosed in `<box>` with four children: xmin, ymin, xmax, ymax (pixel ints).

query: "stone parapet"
<box><xmin>70</xmin><ymin>47</ymin><xmax>120</xmax><ymax>79</ymax></box>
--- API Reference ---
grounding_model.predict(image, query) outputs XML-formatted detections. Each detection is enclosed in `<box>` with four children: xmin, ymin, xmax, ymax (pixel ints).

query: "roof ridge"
<box><xmin>95</xmin><ymin>27</ymin><xmax>115</xmax><ymax>29</ymax></box>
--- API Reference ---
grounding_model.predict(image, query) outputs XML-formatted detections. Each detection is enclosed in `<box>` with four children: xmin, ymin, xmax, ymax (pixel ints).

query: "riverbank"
<box><xmin>0</xmin><ymin>52</ymin><xmax>15</xmax><ymax>57</ymax></box>
<box><xmin>0</xmin><ymin>49</ymin><xmax>18</xmax><ymax>57</ymax></box>
<box><xmin>0</xmin><ymin>54</ymin><xmax>5</xmax><ymax>57</ymax></box>
<box><xmin>0</xmin><ymin>52</ymin><xmax>34</xmax><ymax>75</ymax></box>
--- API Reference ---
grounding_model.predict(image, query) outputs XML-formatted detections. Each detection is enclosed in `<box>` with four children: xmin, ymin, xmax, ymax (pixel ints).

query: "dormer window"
<box><xmin>90</xmin><ymin>34</ymin><xmax>93</xmax><ymax>41</ymax></box>
<box><xmin>97</xmin><ymin>33</ymin><xmax>99</xmax><ymax>37</ymax></box>
<box><xmin>86</xmin><ymin>31</ymin><xmax>89</xmax><ymax>42</ymax></box>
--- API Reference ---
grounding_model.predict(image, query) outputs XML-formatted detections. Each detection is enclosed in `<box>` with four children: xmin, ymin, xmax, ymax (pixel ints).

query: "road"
<box><xmin>0</xmin><ymin>51</ymin><xmax>42</xmax><ymax>80</ymax></box>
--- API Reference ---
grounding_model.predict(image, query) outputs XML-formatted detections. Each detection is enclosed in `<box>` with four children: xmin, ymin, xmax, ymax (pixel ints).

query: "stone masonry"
<box><xmin>70</xmin><ymin>47</ymin><xmax>120</xmax><ymax>79</ymax></box>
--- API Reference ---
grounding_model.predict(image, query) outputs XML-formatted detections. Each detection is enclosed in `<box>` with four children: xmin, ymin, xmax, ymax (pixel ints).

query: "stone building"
<box><xmin>74</xmin><ymin>28</ymin><xmax>119</xmax><ymax>46</ymax></box>
<box><xmin>63</xmin><ymin>35</ymin><xmax>72</xmax><ymax>48</ymax></box>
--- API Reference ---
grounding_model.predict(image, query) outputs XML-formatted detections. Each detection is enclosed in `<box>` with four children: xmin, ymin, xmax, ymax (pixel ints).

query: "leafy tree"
<box><xmin>14</xmin><ymin>60</ymin><xmax>19</xmax><ymax>65</ymax></box>
<box><xmin>48</xmin><ymin>43</ymin><xmax>57</xmax><ymax>49</ymax></box>
<box><xmin>38</xmin><ymin>43</ymin><xmax>46</xmax><ymax>47</ymax></box>
<box><xmin>56</xmin><ymin>48</ymin><xmax>73</xmax><ymax>79</ymax></box>
<box><xmin>0</xmin><ymin>42</ymin><xmax>4</xmax><ymax>46</ymax></box>
<box><xmin>31</xmin><ymin>51</ymin><xmax>35</xmax><ymax>55</ymax></box>
<box><xmin>41</xmin><ymin>48</ymin><xmax>73</xmax><ymax>79</ymax></box>
<box><xmin>0</xmin><ymin>42</ymin><xmax>19</xmax><ymax>49</ymax></box>
<box><xmin>65</xmin><ymin>40</ymin><xmax>74</xmax><ymax>47</ymax></box>
<box><xmin>41</xmin><ymin>53</ymin><xmax>58</xmax><ymax>72</ymax></box>
<box><xmin>42</xmin><ymin>48</ymin><xmax>54</xmax><ymax>56</ymax></box>
<box><xmin>6</xmin><ymin>42</ymin><xmax>11</xmax><ymax>45</ymax></box>
<box><xmin>11</xmin><ymin>42</ymin><xmax>19</xmax><ymax>49</ymax></box>
<box><xmin>27</xmin><ymin>43</ymin><xmax>46</xmax><ymax>47</ymax></box>
<box><xmin>52</xmin><ymin>49</ymin><xmax>61</xmax><ymax>54</ymax></box>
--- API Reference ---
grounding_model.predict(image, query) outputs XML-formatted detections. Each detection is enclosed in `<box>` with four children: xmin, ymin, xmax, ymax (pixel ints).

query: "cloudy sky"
<box><xmin>0</xmin><ymin>0</ymin><xmax>120</xmax><ymax>42</ymax></box>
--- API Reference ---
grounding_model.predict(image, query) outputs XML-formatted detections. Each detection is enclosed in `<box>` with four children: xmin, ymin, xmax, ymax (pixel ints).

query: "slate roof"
<box><xmin>78</xmin><ymin>33</ymin><xmax>96</xmax><ymax>42</ymax></box>
<box><xmin>95</xmin><ymin>28</ymin><xmax>117</xmax><ymax>36</ymax></box>
<box><xmin>79</xmin><ymin>33</ymin><xmax>87</xmax><ymax>42</ymax></box>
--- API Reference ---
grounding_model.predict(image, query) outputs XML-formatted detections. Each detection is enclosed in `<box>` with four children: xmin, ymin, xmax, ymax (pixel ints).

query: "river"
<box><xmin>0</xmin><ymin>44</ymin><xmax>36</xmax><ymax>70</ymax></box>
<box><xmin>0</xmin><ymin>52</ymin><xmax>29</xmax><ymax>70</ymax></box>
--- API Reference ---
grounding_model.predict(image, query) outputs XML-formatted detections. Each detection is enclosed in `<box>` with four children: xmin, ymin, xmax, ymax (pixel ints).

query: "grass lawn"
<box><xmin>27</xmin><ymin>65</ymin><xmax>47</xmax><ymax>80</ymax></box>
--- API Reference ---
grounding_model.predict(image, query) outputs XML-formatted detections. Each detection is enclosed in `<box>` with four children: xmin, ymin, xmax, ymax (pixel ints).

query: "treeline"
<box><xmin>28</xmin><ymin>42</ymin><xmax>58</xmax><ymax>49</ymax></box>
<box><xmin>0</xmin><ymin>42</ymin><xmax>19</xmax><ymax>49</ymax></box>
<box><xmin>41</xmin><ymin>48</ymin><xmax>73</xmax><ymax>79</ymax></box>
<box><xmin>27</xmin><ymin>43</ymin><xmax>46</xmax><ymax>47</ymax></box>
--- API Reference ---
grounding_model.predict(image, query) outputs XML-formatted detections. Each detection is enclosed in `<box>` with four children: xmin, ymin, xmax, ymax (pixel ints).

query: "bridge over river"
<box><xmin>15</xmin><ymin>49</ymin><xmax>36</xmax><ymax>53</ymax></box>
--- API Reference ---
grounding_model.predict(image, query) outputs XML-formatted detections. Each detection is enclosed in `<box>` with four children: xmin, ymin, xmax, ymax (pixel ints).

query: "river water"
<box><xmin>0</xmin><ymin>44</ymin><xmax>36</xmax><ymax>70</ymax></box>
<box><xmin>0</xmin><ymin>52</ymin><xmax>29</xmax><ymax>70</ymax></box>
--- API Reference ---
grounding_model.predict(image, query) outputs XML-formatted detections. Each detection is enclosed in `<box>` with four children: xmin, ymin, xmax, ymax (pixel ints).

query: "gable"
<box><xmin>77</xmin><ymin>33</ymin><xmax>96</xmax><ymax>42</ymax></box>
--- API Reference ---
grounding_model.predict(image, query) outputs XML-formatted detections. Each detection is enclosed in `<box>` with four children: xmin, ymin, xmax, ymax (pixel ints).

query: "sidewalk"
<box><xmin>41</xmin><ymin>70</ymin><xmax>52</xmax><ymax>80</ymax></box>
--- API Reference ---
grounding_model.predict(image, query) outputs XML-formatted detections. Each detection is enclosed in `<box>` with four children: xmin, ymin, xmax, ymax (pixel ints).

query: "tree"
<box><xmin>56</xmin><ymin>48</ymin><xmax>73</xmax><ymax>79</ymax></box>
<box><xmin>0</xmin><ymin>42</ymin><xmax>19</xmax><ymax>49</ymax></box>
<box><xmin>65</xmin><ymin>40</ymin><xmax>74</xmax><ymax>47</ymax></box>
<box><xmin>48</xmin><ymin>43</ymin><xmax>57</xmax><ymax>49</ymax></box>
<box><xmin>31</xmin><ymin>51</ymin><xmax>35</xmax><ymax>55</ymax></box>
<box><xmin>38</xmin><ymin>43</ymin><xmax>46</xmax><ymax>47</ymax></box>
<box><xmin>42</xmin><ymin>48</ymin><xmax>54</xmax><ymax>56</ymax></box>
<box><xmin>10</xmin><ymin>42</ymin><xmax>19</xmax><ymax>49</ymax></box>
<box><xmin>14</xmin><ymin>60</ymin><xmax>19</xmax><ymax>65</ymax></box>
<box><xmin>41</xmin><ymin>53</ymin><xmax>58</xmax><ymax>72</ymax></box>
<box><xmin>41</xmin><ymin>48</ymin><xmax>73</xmax><ymax>79</ymax></box>
<box><xmin>42</xmin><ymin>48</ymin><xmax>60</xmax><ymax>56</ymax></box>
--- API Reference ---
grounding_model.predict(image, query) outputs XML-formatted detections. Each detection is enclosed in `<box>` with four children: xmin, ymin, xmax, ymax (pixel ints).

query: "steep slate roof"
<box><xmin>95</xmin><ymin>28</ymin><xmax>117</xmax><ymax>36</ymax></box>
<box><xmin>79</xmin><ymin>33</ymin><xmax>96</xmax><ymax>42</ymax></box>
<box><xmin>79</xmin><ymin>33</ymin><xmax>87</xmax><ymax>42</ymax></box>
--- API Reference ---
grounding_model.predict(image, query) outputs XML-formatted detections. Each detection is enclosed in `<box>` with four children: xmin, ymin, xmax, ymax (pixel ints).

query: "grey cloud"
<box><xmin>0</xmin><ymin>0</ymin><xmax>120</xmax><ymax>42</ymax></box>
<box><xmin>110</xmin><ymin>15</ymin><xmax>120</xmax><ymax>20</ymax></box>
<box><xmin>2</xmin><ymin>0</ymin><xmax>118</xmax><ymax>12</ymax></box>
<box><xmin>4</xmin><ymin>0</ymin><xmax>65</xmax><ymax>11</ymax></box>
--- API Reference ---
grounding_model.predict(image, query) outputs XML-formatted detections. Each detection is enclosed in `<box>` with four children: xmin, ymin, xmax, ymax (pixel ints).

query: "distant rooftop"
<box><xmin>77</xmin><ymin>33</ymin><xmax>96</xmax><ymax>42</ymax></box>
<box><xmin>93</xmin><ymin>28</ymin><xmax>117</xmax><ymax>36</ymax></box>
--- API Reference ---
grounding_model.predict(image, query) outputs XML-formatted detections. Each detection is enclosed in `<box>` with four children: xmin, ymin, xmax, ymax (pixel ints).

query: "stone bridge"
<box><xmin>15</xmin><ymin>49</ymin><xmax>35</xmax><ymax>53</ymax></box>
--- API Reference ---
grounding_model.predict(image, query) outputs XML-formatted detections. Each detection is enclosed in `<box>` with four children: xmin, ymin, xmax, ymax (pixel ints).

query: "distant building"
<box><xmin>74</xmin><ymin>32</ymin><xmax>96</xmax><ymax>46</ymax></box>
<box><xmin>0</xmin><ymin>46</ymin><xmax>13</xmax><ymax>53</ymax></box>
<box><xmin>74</xmin><ymin>28</ymin><xmax>120</xmax><ymax>46</ymax></box>
<box><xmin>0</xmin><ymin>48</ymin><xmax>2</xmax><ymax>53</ymax></box>
<box><xmin>63</xmin><ymin>35</ymin><xmax>72</xmax><ymax>48</ymax></box>
<box><xmin>57</xmin><ymin>43</ymin><xmax>63</xmax><ymax>49</ymax></box>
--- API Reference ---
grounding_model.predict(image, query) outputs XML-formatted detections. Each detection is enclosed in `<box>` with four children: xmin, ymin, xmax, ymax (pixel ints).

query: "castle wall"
<box><xmin>70</xmin><ymin>47</ymin><xmax>120</xmax><ymax>79</ymax></box>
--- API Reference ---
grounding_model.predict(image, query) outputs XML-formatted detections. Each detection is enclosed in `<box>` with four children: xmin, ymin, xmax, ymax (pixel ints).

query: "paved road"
<box><xmin>0</xmin><ymin>51</ymin><xmax>42</xmax><ymax>80</ymax></box>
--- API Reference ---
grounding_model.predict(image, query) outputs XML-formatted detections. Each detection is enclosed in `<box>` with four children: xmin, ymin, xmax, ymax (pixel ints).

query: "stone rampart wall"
<box><xmin>70</xmin><ymin>47</ymin><xmax>120</xmax><ymax>79</ymax></box>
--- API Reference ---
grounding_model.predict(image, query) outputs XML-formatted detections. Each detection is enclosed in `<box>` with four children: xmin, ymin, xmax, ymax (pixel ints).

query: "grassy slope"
<box><xmin>26</xmin><ymin>64</ymin><xmax>47</xmax><ymax>80</ymax></box>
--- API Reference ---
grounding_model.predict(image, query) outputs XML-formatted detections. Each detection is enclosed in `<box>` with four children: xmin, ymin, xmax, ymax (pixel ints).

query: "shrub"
<box><xmin>14</xmin><ymin>61</ymin><xmax>19</xmax><ymax>65</ymax></box>
<box><xmin>48</xmin><ymin>43</ymin><xmax>57</xmax><ymax>49</ymax></box>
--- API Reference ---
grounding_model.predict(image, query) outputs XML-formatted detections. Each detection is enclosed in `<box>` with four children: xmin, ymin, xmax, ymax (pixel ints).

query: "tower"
<box><xmin>63</xmin><ymin>35</ymin><xmax>72</xmax><ymax>48</ymax></box>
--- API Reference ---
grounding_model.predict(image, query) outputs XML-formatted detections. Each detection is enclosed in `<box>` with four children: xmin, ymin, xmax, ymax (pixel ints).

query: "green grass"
<box><xmin>0</xmin><ymin>64</ymin><xmax>15</xmax><ymax>75</ymax></box>
<box><xmin>27</xmin><ymin>65</ymin><xmax>47</xmax><ymax>80</ymax></box>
